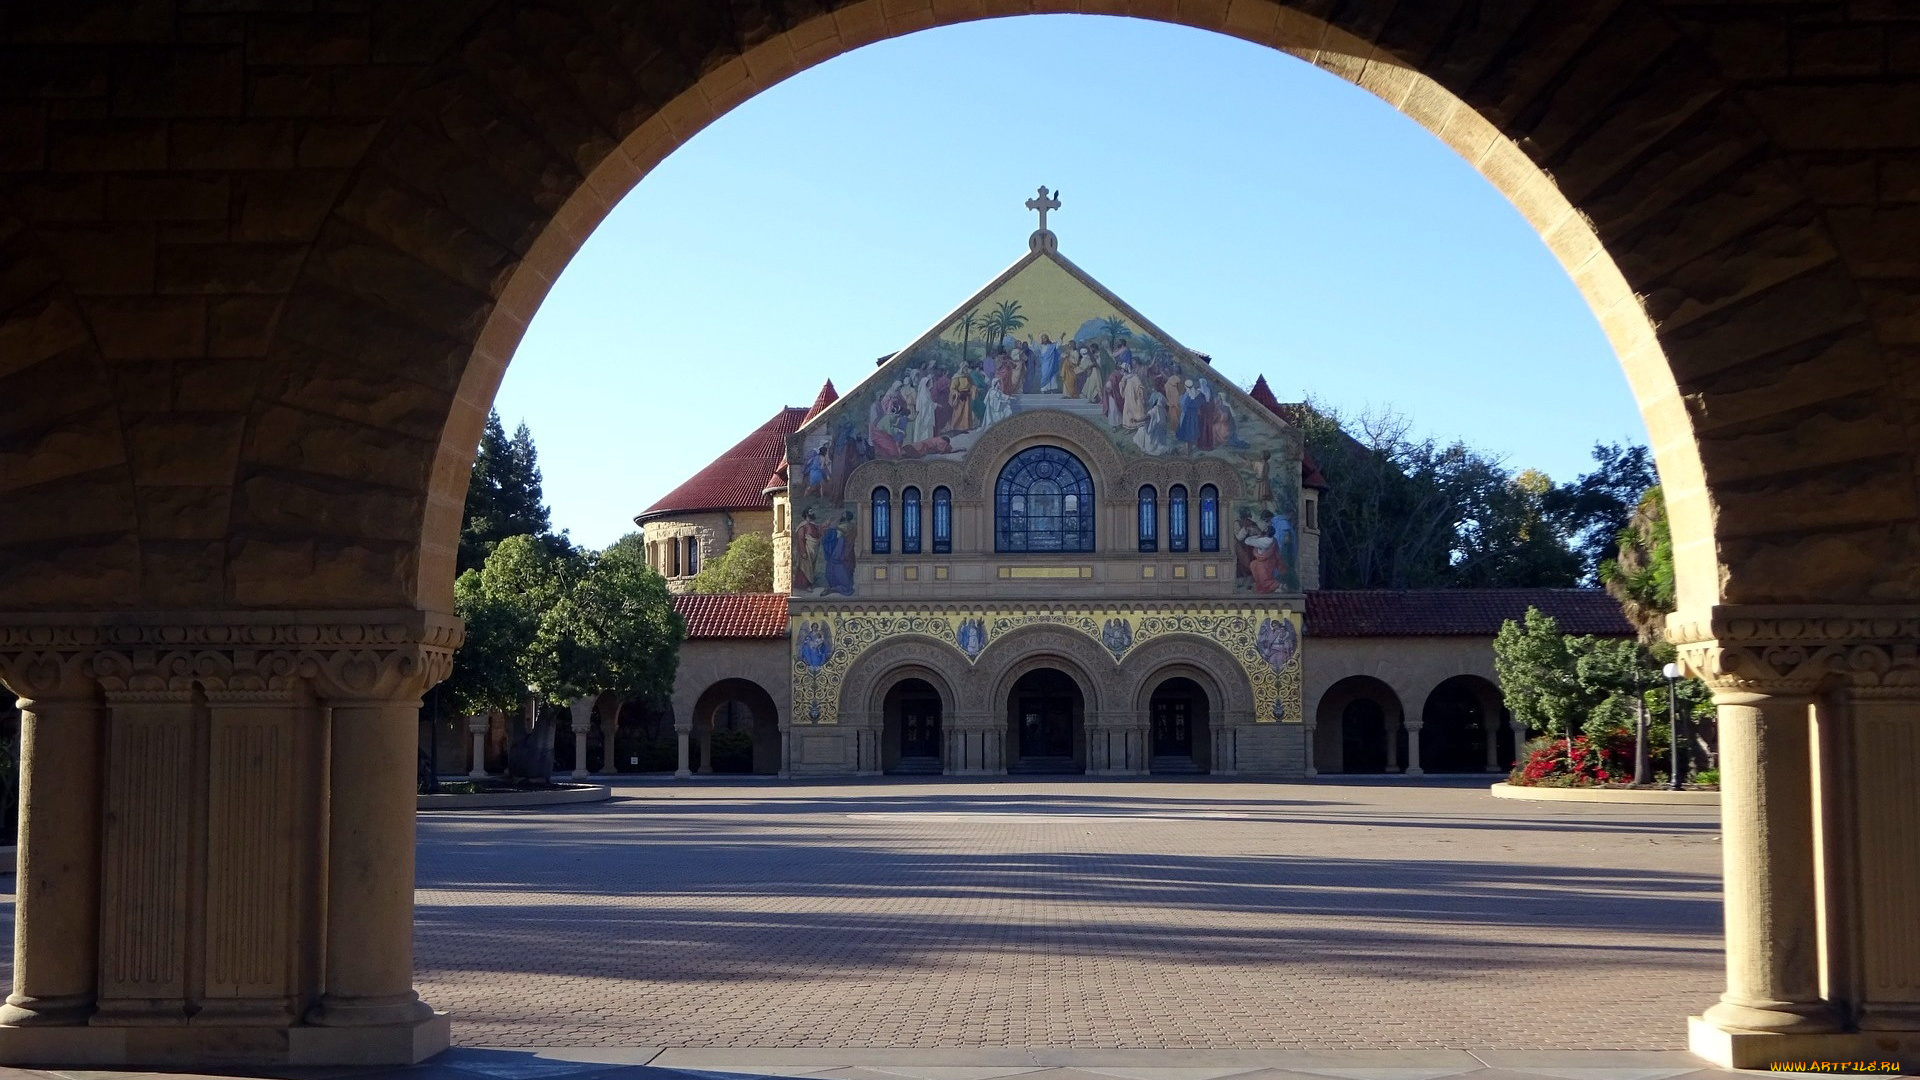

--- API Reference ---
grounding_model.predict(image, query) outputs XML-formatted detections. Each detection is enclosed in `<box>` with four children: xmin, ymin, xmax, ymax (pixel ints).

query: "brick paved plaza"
<box><xmin>412</xmin><ymin>779</ymin><xmax>1723</xmax><ymax>1051</ymax></box>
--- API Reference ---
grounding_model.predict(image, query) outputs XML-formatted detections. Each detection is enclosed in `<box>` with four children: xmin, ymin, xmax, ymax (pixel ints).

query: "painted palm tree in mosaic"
<box><xmin>986</xmin><ymin>299</ymin><xmax>1026</xmax><ymax>351</ymax></box>
<box><xmin>954</xmin><ymin>308</ymin><xmax>978</xmax><ymax>363</ymax></box>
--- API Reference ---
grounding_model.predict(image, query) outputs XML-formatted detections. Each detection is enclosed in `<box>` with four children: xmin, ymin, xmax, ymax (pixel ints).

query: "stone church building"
<box><xmin>640</xmin><ymin>208</ymin><xmax>1627</xmax><ymax>780</ymax></box>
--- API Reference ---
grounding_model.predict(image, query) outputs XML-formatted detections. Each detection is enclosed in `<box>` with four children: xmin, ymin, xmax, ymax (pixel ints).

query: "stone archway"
<box><xmin>1419</xmin><ymin>675</ymin><xmax>1510</xmax><ymax>775</ymax></box>
<box><xmin>1313</xmin><ymin>675</ymin><xmax>1404</xmax><ymax>776</ymax></box>
<box><xmin>1119</xmin><ymin>633</ymin><xmax>1253</xmax><ymax>775</ymax></box>
<box><xmin>688</xmin><ymin>678</ymin><xmax>782</xmax><ymax>776</ymax></box>
<box><xmin>2</xmin><ymin>1</ymin><xmax>1919</xmax><ymax>1067</ymax></box>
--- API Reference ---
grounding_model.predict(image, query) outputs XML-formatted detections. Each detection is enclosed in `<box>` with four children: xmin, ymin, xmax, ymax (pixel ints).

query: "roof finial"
<box><xmin>1026</xmin><ymin>185</ymin><xmax>1061</xmax><ymax>253</ymax></box>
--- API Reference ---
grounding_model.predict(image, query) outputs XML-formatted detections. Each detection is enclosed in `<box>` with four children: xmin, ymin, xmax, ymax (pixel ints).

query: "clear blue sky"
<box><xmin>495</xmin><ymin>14</ymin><xmax>1647</xmax><ymax>551</ymax></box>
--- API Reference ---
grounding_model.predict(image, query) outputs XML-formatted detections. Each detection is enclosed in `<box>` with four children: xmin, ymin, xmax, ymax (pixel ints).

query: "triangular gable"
<box><xmin>794</xmin><ymin>248</ymin><xmax>1295</xmax><ymax>451</ymax></box>
<box><xmin>784</xmin><ymin>241</ymin><xmax>1306</xmax><ymax>598</ymax></box>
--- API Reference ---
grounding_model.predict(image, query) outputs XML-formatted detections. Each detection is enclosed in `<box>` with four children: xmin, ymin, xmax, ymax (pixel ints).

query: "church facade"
<box><xmin>639</xmin><ymin>206</ymin><xmax>1628</xmax><ymax>779</ymax></box>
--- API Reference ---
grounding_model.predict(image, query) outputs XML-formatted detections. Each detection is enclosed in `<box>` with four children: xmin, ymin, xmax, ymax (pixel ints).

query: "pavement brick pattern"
<box><xmin>411</xmin><ymin>780</ymin><xmax>1723</xmax><ymax>1050</ymax></box>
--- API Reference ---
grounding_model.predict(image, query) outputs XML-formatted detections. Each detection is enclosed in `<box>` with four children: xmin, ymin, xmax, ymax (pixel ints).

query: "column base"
<box><xmin>0</xmin><ymin>1011</ymin><xmax>448</xmax><ymax>1067</ymax></box>
<box><xmin>1703</xmin><ymin>997</ymin><xmax>1840</xmax><ymax>1035</ymax></box>
<box><xmin>0</xmin><ymin>995</ymin><xmax>92</xmax><ymax>1027</ymax></box>
<box><xmin>1689</xmin><ymin>1015</ymin><xmax>1919</xmax><ymax>1071</ymax></box>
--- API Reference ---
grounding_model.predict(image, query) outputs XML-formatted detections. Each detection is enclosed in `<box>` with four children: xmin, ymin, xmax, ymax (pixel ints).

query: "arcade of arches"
<box><xmin>3</xmin><ymin>0</ymin><xmax>1920</xmax><ymax>1071</ymax></box>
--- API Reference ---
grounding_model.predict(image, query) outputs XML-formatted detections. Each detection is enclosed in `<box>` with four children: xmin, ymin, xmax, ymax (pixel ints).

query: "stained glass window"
<box><xmin>932</xmin><ymin>486</ymin><xmax>952</xmax><ymax>554</ymax></box>
<box><xmin>901</xmin><ymin>486</ymin><xmax>922</xmax><ymax>555</ymax></box>
<box><xmin>1199</xmin><ymin>484</ymin><xmax>1220</xmax><ymax>552</ymax></box>
<box><xmin>1169</xmin><ymin>484</ymin><xmax>1189</xmax><ymax>553</ymax></box>
<box><xmin>1138</xmin><ymin>485</ymin><xmax>1158</xmax><ymax>553</ymax></box>
<box><xmin>871</xmin><ymin>487</ymin><xmax>891</xmax><ymax>555</ymax></box>
<box><xmin>994</xmin><ymin>446</ymin><xmax>1094</xmax><ymax>553</ymax></box>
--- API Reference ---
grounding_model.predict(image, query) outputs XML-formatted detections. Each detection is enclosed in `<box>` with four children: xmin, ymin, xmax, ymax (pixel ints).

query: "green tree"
<box><xmin>687</xmin><ymin>532</ymin><xmax>775</xmax><ymax>594</ymax></box>
<box><xmin>459</xmin><ymin>412</ymin><xmax>555</xmax><ymax>573</ymax></box>
<box><xmin>1493</xmin><ymin>607</ymin><xmax>1586</xmax><ymax>750</ymax></box>
<box><xmin>1449</xmin><ymin>468</ymin><xmax>1583</xmax><ymax>588</ymax></box>
<box><xmin>1547</xmin><ymin>442</ymin><xmax>1658</xmax><ymax>583</ymax></box>
<box><xmin>1600</xmin><ymin>485</ymin><xmax>1675</xmax><ymax>643</ymax></box>
<box><xmin>1299</xmin><ymin>401</ymin><xmax>1582</xmax><ymax>589</ymax></box>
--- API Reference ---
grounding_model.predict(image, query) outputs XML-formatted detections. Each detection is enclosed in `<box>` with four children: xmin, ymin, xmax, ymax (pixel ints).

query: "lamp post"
<box><xmin>1662</xmin><ymin>662</ymin><xmax>1683</xmax><ymax>790</ymax></box>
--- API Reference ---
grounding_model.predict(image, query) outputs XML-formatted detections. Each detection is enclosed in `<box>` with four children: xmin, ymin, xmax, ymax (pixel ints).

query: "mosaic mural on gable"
<box><xmin>787</xmin><ymin>255</ymin><xmax>1303</xmax><ymax>596</ymax></box>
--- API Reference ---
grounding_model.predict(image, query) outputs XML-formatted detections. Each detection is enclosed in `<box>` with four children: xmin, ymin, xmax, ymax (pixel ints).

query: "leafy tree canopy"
<box><xmin>1298</xmin><ymin>403</ymin><xmax>1650</xmax><ymax>591</ymax></box>
<box><xmin>1600</xmin><ymin>485</ymin><xmax>1675</xmax><ymax>642</ymax></box>
<box><xmin>687</xmin><ymin>532</ymin><xmax>775</xmax><ymax>594</ymax></box>
<box><xmin>1545</xmin><ymin>443</ymin><xmax>1658</xmax><ymax>583</ymax></box>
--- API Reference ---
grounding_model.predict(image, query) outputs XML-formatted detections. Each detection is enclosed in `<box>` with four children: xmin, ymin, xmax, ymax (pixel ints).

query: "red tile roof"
<box><xmin>1306</xmin><ymin>589</ymin><xmax>1633</xmax><ymax>638</ymax></box>
<box><xmin>671</xmin><ymin>593</ymin><xmax>789</xmax><ymax>639</ymax></box>
<box><xmin>641</xmin><ymin>407</ymin><xmax>808</xmax><ymax>519</ymax></box>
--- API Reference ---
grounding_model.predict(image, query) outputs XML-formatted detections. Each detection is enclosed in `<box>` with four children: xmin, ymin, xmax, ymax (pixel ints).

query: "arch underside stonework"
<box><xmin>4</xmin><ymin>0</ymin><xmax>1920</xmax><ymax>1069</ymax></box>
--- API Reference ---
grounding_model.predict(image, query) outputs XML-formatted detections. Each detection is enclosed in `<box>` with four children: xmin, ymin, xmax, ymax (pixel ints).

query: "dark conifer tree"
<box><xmin>459</xmin><ymin>411</ymin><xmax>554</xmax><ymax>573</ymax></box>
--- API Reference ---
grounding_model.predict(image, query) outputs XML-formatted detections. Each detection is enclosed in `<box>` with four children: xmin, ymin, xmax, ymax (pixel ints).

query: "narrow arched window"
<box><xmin>871</xmin><ymin>487</ymin><xmax>892</xmax><ymax>555</ymax></box>
<box><xmin>685</xmin><ymin>536</ymin><xmax>699</xmax><ymax>575</ymax></box>
<box><xmin>1169</xmin><ymin>484</ymin><xmax>1189</xmax><ymax>553</ymax></box>
<box><xmin>669</xmin><ymin>538</ymin><xmax>681</xmax><ymax>577</ymax></box>
<box><xmin>901</xmin><ymin>486</ymin><xmax>922</xmax><ymax>554</ymax></box>
<box><xmin>932</xmin><ymin>486</ymin><xmax>952</xmax><ymax>554</ymax></box>
<box><xmin>995</xmin><ymin>446</ymin><xmax>1095</xmax><ymax>553</ymax></box>
<box><xmin>1138</xmin><ymin>485</ymin><xmax>1158</xmax><ymax>553</ymax></box>
<box><xmin>1199</xmin><ymin>484</ymin><xmax>1220</xmax><ymax>552</ymax></box>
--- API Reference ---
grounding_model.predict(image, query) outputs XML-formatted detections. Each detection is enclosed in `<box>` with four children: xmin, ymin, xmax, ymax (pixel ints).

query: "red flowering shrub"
<box><xmin>1510</xmin><ymin>730</ymin><xmax>1636</xmax><ymax>787</ymax></box>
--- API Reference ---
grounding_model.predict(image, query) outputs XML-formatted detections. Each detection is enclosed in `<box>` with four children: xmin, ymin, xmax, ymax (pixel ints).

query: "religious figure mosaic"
<box><xmin>786</xmin><ymin>251</ymin><xmax>1304</xmax><ymax>596</ymax></box>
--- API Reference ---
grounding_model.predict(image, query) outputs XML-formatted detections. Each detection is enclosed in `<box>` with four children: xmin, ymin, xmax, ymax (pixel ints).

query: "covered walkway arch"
<box><xmin>1</xmin><ymin>1</ymin><xmax>1918</xmax><ymax>1068</ymax></box>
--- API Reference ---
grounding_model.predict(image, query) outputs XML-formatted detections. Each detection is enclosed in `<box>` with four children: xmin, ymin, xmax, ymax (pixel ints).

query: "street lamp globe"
<box><xmin>1662</xmin><ymin>662</ymin><xmax>1682</xmax><ymax>680</ymax></box>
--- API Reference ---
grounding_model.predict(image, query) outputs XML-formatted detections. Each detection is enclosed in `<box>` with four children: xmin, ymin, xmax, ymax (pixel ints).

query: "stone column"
<box><xmin>1483</xmin><ymin>720</ymin><xmax>1501</xmax><ymax>772</ymax></box>
<box><xmin>0</xmin><ymin>652</ymin><xmax>101</xmax><ymax>1026</ymax></box>
<box><xmin>1303</xmin><ymin>719</ymin><xmax>1318</xmax><ymax>778</ymax></box>
<box><xmin>1675</xmin><ymin>609</ymin><xmax>1920</xmax><ymax>1068</ymax></box>
<box><xmin>567</xmin><ymin>697</ymin><xmax>593</xmax><ymax>780</ymax></box>
<box><xmin>598</xmin><ymin>696</ymin><xmax>621</xmax><ymax>776</ymax></box>
<box><xmin>1829</xmin><ymin>685</ymin><xmax>1920</xmax><ymax>1034</ymax></box>
<box><xmin>1700</xmin><ymin>688</ymin><xmax>1836</xmax><ymax>1035</ymax></box>
<box><xmin>1510</xmin><ymin>719</ymin><xmax>1528</xmax><ymax>765</ymax></box>
<box><xmin>305</xmin><ymin>656</ymin><xmax>439</xmax><ymax>1030</ymax></box>
<box><xmin>697</xmin><ymin>725</ymin><xmax>714</xmax><ymax>774</ymax></box>
<box><xmin>1385</xmin><ymin>713</ymin><xmax>1400</xmax><ymax>773</ymax></box>
<box><xmin>1402</xmin><ymin>719</ymin><xmax>1424</xmax><ymax>776</ymax></box>
<box><xmin>777</xmin><ymin>720</ymin><xmax>791</xmax><ymax>778</ymax></box>
<box><xmin>466</xmin><ymin>713</ymin><xmax>489</xmax><ymax>778</ymax></box>
<box><xmin>675</xmin><ymin>723</ymin><xmax>692</xmax><ymax>778</ymax></box>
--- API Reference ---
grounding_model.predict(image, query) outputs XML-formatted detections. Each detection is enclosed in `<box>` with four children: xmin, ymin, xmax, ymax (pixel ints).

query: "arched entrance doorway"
<box><xmin>1313</xmin><ymin>676</ymin><xmax>1405</xmax><ymax>775</ymax></box>
<box><xmin>1007</xmin><ymin>668</ymin><xmax>1085</xmax><ymax>774</ymax></box>
<box><xmin>882</xmin><ymin>677</ymin><xmax>943</xmax><ymax>775</ymax></box>
<box><xmin>690</xmin><ymin>679</ymin><xmax>782</xmax><ymax>776</ymax></box>
<box><xmin>1420</xmin><ymin>676</ymin><xmax>1510</xmax><ymax>774</ymax></box>
<box><xmin>1148</xmin><ymin>677</ymin><xmax>1210</xmax><ymax>775</ymax></box>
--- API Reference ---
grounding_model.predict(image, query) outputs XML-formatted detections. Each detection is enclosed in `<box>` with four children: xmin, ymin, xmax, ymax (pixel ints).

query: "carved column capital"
<box><xmin>0</xmin><ymin>609</ymin><xmax>464</xmax><ymax>706</ymax></box>
<box><xmin>1667</xmin><ymin>605</ymin><xmax>1920</xmax><ymax>697</ymax></box>
<box><xmin>0</xmin><ymin>649</ymin><xmax>97</xmax><ymax>707</ymax></box>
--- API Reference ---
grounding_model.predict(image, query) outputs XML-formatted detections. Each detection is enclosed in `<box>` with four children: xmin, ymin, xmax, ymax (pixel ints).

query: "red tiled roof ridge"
<box><xmin>640</xmin><ymin>406</ymin><xmax>808</xmax><ymax>518</ymax></box>
<box><xmin>804</xmin><ymin>379</ymin><xmax>838</xmax><ymax>421</ymax></box>
<box><xmin>1306</xmin><ymin>588</ymin><xmax>1632</xmax><ymax>638</ymax></box>
<box><xmin>671</xmin><ymin>592</ymin><xmax>788</xmax><ymax>639</ymax></box>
